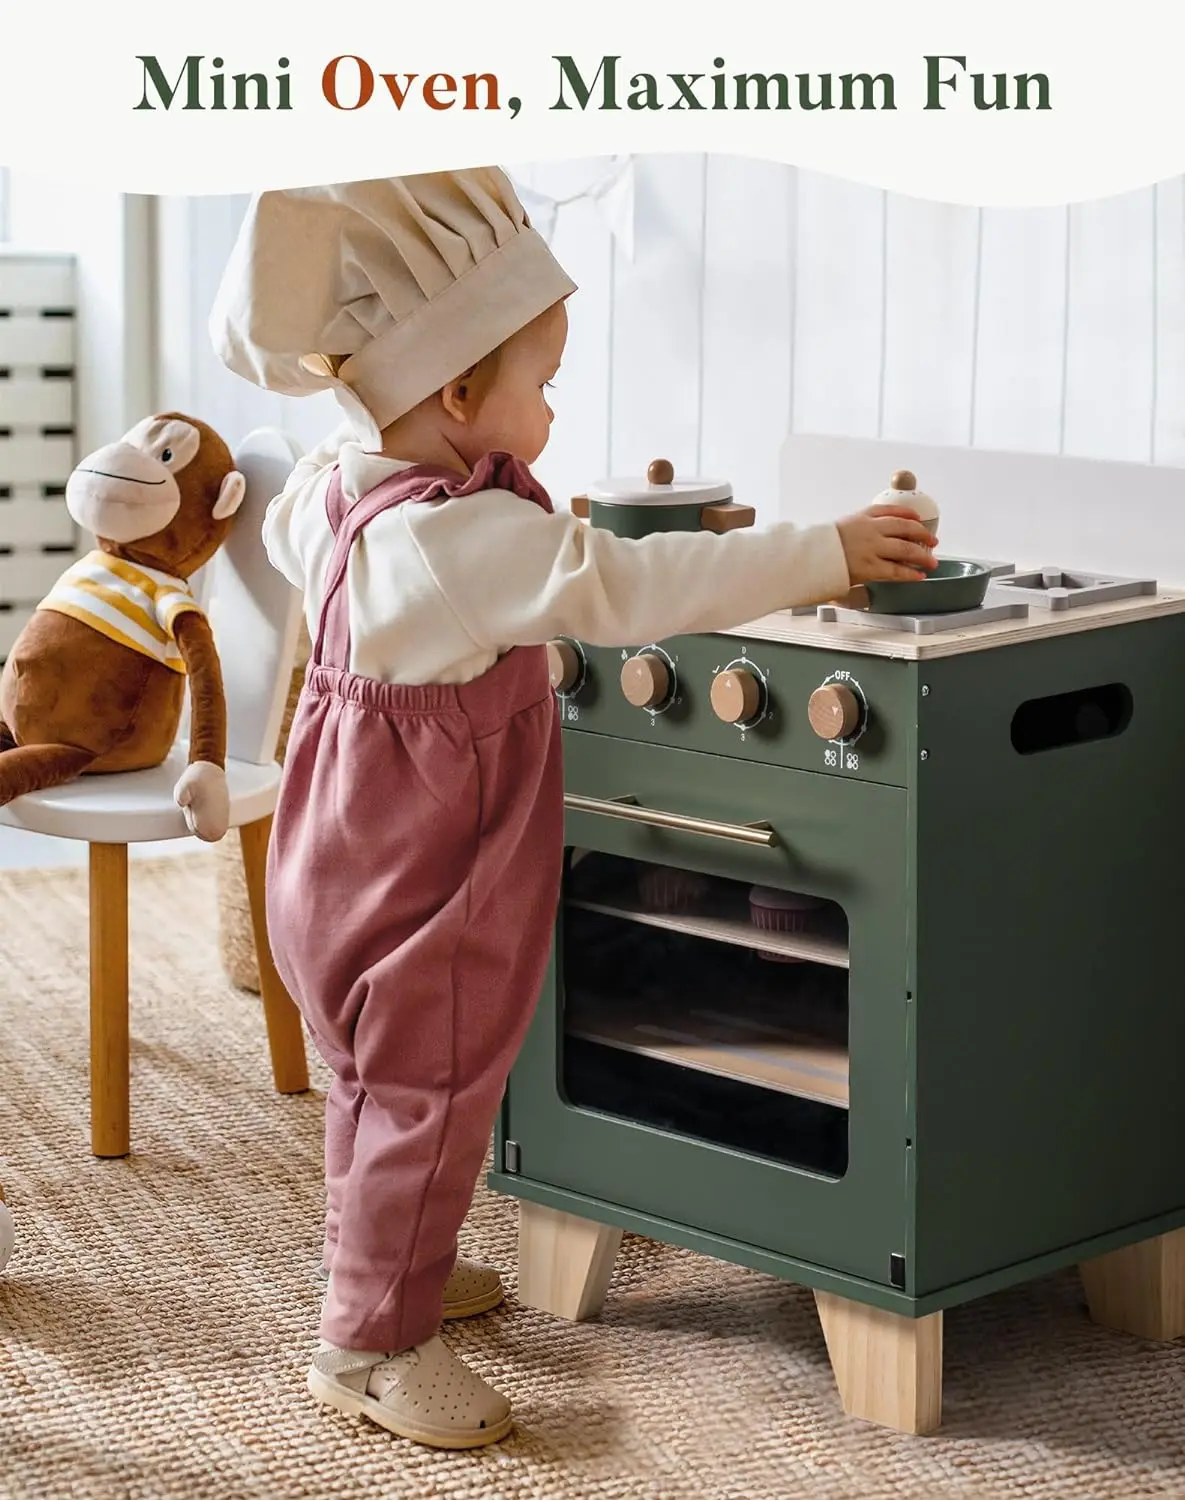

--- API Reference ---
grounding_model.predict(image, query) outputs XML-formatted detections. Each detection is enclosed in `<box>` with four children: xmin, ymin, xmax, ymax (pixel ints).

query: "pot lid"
<box><xmin>873</xmin><ymin>467</ymin><xmax>939</xmax><ymax>521</ymax></box>
<box><xmin>586</xmin><ymin>457</ymin><xmax>733</xmax><ymax>507</ymax></box>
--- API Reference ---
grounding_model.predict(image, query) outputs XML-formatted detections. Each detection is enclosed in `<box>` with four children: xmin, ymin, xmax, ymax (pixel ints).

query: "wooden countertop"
<box><xmin>720</xmin><ymin>590</ymin><xmax>1185</xmax><ymax>661</ymax></box>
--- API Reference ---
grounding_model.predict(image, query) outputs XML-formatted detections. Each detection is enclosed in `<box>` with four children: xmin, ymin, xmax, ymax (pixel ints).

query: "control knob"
<box><xmin>546</xmin><ymin>639</ymin><xmax>583</xmax><ymax>695</ymax></box>
<box><xmin>621</xmin><ymin>653</ymin><xmax>671</xmax><ymax>709</ymax></box>
<box><xmin>710</xmin><ymin>666</ymin><xmax>765</xmax><ymax>726</ymax></box>
<box><xmin>808</xmin><ymin>682</ymin><xmax>862</xmax><ymax>741</ymax></box>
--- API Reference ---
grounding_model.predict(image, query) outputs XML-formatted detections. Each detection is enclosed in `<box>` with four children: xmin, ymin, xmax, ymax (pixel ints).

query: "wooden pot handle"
<box><xmin>570</xmin><ymin>494</ymin><xmax>590</xmax><ymax>519</ymax></box>
<box><xmin>701</xmin><ymin>502</ymin><xmax>756</xmax><ymax>534</ymax></box>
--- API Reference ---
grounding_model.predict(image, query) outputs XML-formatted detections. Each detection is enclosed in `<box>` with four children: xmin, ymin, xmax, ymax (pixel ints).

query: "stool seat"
<box><xmin>0</xmin><ymin>747</ymin><xmax>281</xmax><ymax>845</ymax></box>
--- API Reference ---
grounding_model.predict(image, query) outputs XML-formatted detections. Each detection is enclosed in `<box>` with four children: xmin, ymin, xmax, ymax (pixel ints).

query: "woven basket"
<box><xmin>216</xmin><ymin>619</ymin><xmax>311</xmax><ymax>992</ymax></box>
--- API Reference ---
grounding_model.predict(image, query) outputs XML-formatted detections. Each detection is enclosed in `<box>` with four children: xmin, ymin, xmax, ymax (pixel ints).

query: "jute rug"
<box><xmin>2</xmin><ymin>855</ymin><xmax>1185</xmax><ymax>1500</ymax></box>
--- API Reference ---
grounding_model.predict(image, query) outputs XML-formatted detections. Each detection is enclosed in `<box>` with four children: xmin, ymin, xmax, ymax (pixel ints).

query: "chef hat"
<box><xmin>209</xmin><ymin>168</ymin><xmax>577</xmax><ymax>448</ymax></box>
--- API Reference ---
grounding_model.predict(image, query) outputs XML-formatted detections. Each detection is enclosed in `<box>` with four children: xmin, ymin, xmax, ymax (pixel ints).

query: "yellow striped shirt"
<box><xmin>37</xmin><ymin>550</ymin><xmax>204</xmax><ymax>674</ymax></box>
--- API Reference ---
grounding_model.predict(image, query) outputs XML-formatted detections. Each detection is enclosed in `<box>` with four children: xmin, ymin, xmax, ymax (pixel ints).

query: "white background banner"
<box><xmin>1</xmin><ymin>1</ymin><xmax>1180</xmax><ymax>205</ymax></box>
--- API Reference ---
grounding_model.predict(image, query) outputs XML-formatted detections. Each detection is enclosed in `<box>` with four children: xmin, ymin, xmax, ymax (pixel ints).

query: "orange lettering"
<box><xmin>463</xmin><ymin>72</ymin><xmax>499</xmax><ymax>109</ymax></box>
<box><xmin>379</xmin><ymin>72</ymin><xmax>419</xmax><ymax>108</ymax></box>
<box><xmin>422</xmin><ymin>73</ymin><xmax>457</xmax><ymax>109</ymax></box>
<box><xmin>322</xmin><ymin>55</ymin><xmax>374</xmax><ymax>109</ymax></box>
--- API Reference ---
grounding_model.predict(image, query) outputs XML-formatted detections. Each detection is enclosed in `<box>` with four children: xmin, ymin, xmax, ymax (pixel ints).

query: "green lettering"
<box><xmin>841</xmin><ymin>72</ymin><xmax>895</xmax><ymax>110</ymax></box>
<box><xmin>135</xmin><ymin>55</ymin><xmax>203</xmax><ymax>110</ymax></box>
<box><xmin>924</xmin><ymin>54</ymin><xmax>965</xmax><ymax>109</ymax></box>
<box><xmin>552</xmin><ymin>55</ymin><xmax>619</xmax><ymax>110</ymax></box>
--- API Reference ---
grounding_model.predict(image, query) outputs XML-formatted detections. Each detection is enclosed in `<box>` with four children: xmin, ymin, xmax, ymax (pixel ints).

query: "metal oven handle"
<box><xmin>563</xmin><ymin>793</ymin><xmax>778</xmax><ymax>848</ymax></box>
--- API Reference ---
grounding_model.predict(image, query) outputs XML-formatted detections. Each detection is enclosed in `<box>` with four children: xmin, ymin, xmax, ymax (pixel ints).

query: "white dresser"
<box><xmin>0</xmin><ymin>250</ymin><xmax>77</xmax><ymax>661</ymax></box>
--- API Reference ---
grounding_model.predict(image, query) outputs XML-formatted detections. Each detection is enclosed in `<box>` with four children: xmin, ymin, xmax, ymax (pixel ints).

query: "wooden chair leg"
<box><xmin>1080</xmin><ymin>1228</ymin><xmax>1185</xmax><ymax>1342</ymax></box>
<box><xmin>517</xmin><ymin>1200</ymin><xmax>623</xmax><ymax>1320</ymax></box>
<box><xmin>89</xmin><ymin>842</ymin><xmax>130</xmax><ymax>1158</ymax></box>
<box><xmin>814</xmin><ymin>1289</ymin><xmax>943</xmax><ymax>1435</ymax></box>
<box><xmin>238</xmin><ymin>815</ymin><xmax>309</xmax><ymax>1094</ymax></box>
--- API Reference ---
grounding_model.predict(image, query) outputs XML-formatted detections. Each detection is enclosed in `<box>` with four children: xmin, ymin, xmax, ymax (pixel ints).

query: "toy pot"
<box><xmin>570</xmin><ymin>458</ymin><xmax>755</xmax><ymax>540</ymax></box>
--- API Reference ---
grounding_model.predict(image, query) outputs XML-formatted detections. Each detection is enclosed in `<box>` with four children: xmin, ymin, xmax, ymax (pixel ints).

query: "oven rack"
<box><xmin>565</xmin><ymin>988</ymin><xmax>850</xmax><ymax>1109</ymax></box>
<box><xmin>565</xmin><ymin>892</ymin><xmax>850</xmax><ymax>969</ymax></box>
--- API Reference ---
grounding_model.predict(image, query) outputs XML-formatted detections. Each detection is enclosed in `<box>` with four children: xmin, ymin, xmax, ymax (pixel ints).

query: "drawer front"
<box><xmin>0</xmin><ymin>550</ymin><xmax>67</xmax><ymax>601</ymax></box>
<box><xmin>0</xmin><ymin>495</ymin><xmax>75</xmax><ymax>548</ymax></box>
<box><xmin>560</xmin><ymin>632</ymin><xmax>917</xmax><ymax>787</ymax></box>
<box><xmin>0</xmin><ymin>373</ymin><xmax>73</xmax><ymax>427</ymax></box>
<box><xmin>0</xmin><ymin>606</ymin><xmax>34</xmax><ymax>657</ymax></box>
<box><xmin>504</xmin><ymin>736</ymin><xmax>913</xmax><ymax>1291</ymax></box>
<box><xmin>0</xmin><ymin>435</ymin><xmax>75</xmax><ymax>486</ymax></box>
<box><xmin>0</xmin><ymin>316</ymin><xmax>74</xmax><ymax>368</ymax></box>
<box><xmin>0</xmin><ymin>257</ymin><xmax>74</xmax><ymax>311</ymax></box>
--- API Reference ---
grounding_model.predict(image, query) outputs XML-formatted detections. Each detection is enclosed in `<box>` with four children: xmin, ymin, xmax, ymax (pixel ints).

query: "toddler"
<box><xmin>210</xmin><ymin>169</ymin><xmax>936</xmax><ymax>1451</ymax></box>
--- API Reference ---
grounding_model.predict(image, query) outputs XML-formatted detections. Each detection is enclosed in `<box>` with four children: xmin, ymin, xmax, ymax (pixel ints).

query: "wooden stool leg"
<box><xmin>814</xmin><ymin>1290</ymin><xmax>943</xmax><ymax>1435</ymax></box>
<box><xmin>238</xmin><ymin>816</ymin><xmax>309</xmax><ymax>1094</ymax></box>
<box><xmin>517</xmin><ymin>1201</ymin><xmax>623</xmax><ymax>1320</ymax></box>
<box><xmin>1080</xmin><ymin>1228</ymin><xmax>1185</xmax><ymax>1341</ymax></box>
<box><xmin>89</xmin><ymin>842</ymin><xmax>130</xmax><ymax>1158</ymax></box>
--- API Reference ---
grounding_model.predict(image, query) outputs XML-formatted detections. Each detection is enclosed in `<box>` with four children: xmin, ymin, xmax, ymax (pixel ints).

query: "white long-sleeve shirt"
<box><xmin>263</xmin><ymin>423</ymin><xmax>852</xmax><ymax>686</ymax></box>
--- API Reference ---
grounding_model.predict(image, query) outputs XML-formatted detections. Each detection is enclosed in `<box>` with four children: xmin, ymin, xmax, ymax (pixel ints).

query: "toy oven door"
<box><xmin>499</xmin><ymin>733</ymin><xmax>914</xmax><ymax>1293</ymax></box>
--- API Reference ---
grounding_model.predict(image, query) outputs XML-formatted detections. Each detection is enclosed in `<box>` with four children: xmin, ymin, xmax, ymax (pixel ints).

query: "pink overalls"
<box><xmin>267</xmin><ymin>452</ymin><xmax>564</xmax><ymax>1354</ymax></box>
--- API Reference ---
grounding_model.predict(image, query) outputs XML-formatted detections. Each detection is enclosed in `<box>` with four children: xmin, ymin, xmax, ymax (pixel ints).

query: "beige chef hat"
<box><xmin>209</xmin><ymin>168</ymin><xmax>577</xmax><ymax>448</ymax></box>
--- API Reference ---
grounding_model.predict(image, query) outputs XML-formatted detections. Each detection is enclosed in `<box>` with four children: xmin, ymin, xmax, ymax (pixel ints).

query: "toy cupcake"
<box><xmin>636</xmin><ymin>863</ymin><xmax>713</xmax><ymax>913</ymax></box>
<box><xmin>873</xmin><ymin>468</ymin><xmax>940</xmax><ymax>541</ymax></box>
<box><xmin>748</xmin><ymin>886</ymin><xmax>828</xmax><ymax>962</ymax></box>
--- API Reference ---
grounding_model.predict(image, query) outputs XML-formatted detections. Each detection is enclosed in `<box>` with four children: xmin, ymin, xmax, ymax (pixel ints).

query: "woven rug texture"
<box><xmin>2</xmin><ymin>854</ymin><xmax>1184</xmax><ymax>1499</ymax></box>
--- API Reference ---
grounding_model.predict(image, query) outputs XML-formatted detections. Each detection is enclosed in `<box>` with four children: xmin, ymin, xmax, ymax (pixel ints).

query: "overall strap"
<box><xmin>313</xmin><ymin>468</ymin><xmax>418</xmax><ymax>670</ymax></box>
<box><xmin>312</xmin><ymin>452</ymin><xmax>556</xmax><ymax>670</ymax></box>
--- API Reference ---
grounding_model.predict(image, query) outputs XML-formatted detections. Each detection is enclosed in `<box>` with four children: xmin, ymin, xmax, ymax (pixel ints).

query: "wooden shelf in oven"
<box><xmin>565</xmin><ymin>892</ymin><xmax>850</xmax><ymax>969</ymax></box>
<box><xmin>567</xmin><ymin>993</ymin><xmax>850</xmax><ymax>1109</ymax></box>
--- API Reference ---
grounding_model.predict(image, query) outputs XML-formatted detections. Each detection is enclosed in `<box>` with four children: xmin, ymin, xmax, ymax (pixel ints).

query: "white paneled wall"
<box><xmin>155</xmin><ymin>157</ymin><xmax>1185</xmax><ymax>540</ymax></box>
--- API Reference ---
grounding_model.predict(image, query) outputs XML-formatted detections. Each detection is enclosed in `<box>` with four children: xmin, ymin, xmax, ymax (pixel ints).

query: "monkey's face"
<box><xmin>66</xmin><ymin>416</ymin><xmax>244</xmax><ymax>549</ymax></box>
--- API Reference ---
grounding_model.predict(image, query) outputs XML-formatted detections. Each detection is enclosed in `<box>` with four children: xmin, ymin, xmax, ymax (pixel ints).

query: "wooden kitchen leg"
<box><xmin>1079</xmin><ymin>1228</ymin><xmax>1185</xmax><ymax>1341</ymax></box>
<box><xmin>814</xmin><ymin>1290</ymin><xmax>943</xmax><ymax>1435</ymax></box>
<box><xmin>517</xmin><ymin>1200</ymin><xmax>623</xmax><ymax>1320</ymax></box>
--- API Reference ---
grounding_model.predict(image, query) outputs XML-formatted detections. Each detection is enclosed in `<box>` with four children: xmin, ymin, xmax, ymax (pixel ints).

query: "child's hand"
<box><xmin>837</xmin><ymin>505</ymin><xmax>938</xmax><ymax>584</ymax></box>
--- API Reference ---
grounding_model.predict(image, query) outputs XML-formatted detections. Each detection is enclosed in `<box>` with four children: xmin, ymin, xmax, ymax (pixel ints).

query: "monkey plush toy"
<box><xmin>0</xmin><ymin>413</ymin><xmax>246</xmax><ymax>842</ymax></box>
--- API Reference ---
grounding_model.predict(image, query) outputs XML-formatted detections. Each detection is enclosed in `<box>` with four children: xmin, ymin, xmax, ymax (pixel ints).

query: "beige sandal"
<box><xmin>440</xmin><ymin>1257</ymin><xmax>504</xmax><ymax>1319</ymax></box>
<box><xmin>308</xmin><ymin>1336</ymin><xmax>513</xmax><ymax>1449</ymax></box>
<box><xmin>317</xmin><ymin>1255</ymin><xmax>505</xmax><ymax>1320</ymax></box>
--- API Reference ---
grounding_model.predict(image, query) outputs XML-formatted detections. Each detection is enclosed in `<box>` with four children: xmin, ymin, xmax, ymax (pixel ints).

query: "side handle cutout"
<box><xmin>1010</xmin><ymin>683</ymin><xmax>1132</xmax><ymax>755</ymax></box>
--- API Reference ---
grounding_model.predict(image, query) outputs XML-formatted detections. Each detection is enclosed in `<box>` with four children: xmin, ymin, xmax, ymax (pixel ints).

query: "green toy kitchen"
<box><xmin>488</xmin><ymin>434</ymin><xmax>1185</xmax><ymax>1435</ymax></box>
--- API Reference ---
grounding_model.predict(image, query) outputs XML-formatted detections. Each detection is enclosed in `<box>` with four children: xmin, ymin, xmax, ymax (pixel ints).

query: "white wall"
<box><xmin>153</xmin><ymin>155</ymin><xmax>1185</xmax><ymax>551</ymax></box>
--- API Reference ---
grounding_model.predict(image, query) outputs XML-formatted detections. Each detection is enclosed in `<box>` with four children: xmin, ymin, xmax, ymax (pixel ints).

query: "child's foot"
<box><xmin>441</xmin><ymin>1257</ymin><xmax>504</xmax><ymax>1319</ymax></box>
<box><xmin>316</xmin><ymin>1256</ymin><xmax>505</xmax><ymax>1320</ymax></box>
<box><xmin>307</xmin><ymin>1336</ymin><xmax>513</xmax><ymax>1448</ymax></box>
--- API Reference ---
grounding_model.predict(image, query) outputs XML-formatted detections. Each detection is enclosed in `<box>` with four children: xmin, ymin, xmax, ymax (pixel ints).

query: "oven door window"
<box><xmin>561</xmin><ymin>850</ymin><xmax>851</xmax><ymax>1179</ymax></box>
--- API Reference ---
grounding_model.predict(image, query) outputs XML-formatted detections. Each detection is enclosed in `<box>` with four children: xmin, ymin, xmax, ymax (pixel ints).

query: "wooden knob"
<box><xmin>621</xmin><ymin>653</ymin><xmax>670</xmax><ymax>709</ymax></box>
<box><xmin>647</xmin><ymin>458</ymin><xmax>675</xmax><ymax>486</ymax></box>
<box><xmin>710</xmin><ymin>668</ymin><xmax>762</xmax><ymax>725</ymax></box>
<box><xmin>808</xmin><ymin>683</ymin><xmax>861</xmax><ymax>740</ymax></box>
<box><xmin>891</xmin><ymin>469</ymin><xmax>917</xmax><ymax>491</ymax></box>
<box><xmin>547</xmin><ymin>639</ymin><xmax>581</xmax><ymax>693</ymax></box>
